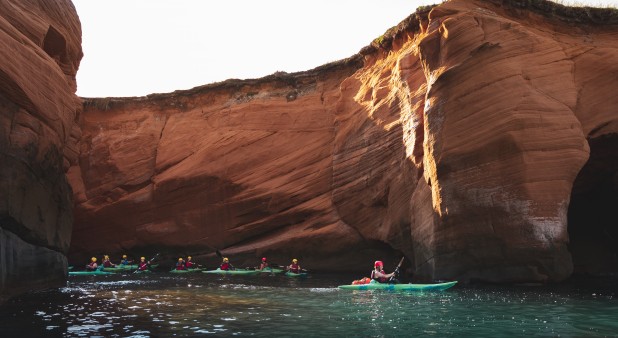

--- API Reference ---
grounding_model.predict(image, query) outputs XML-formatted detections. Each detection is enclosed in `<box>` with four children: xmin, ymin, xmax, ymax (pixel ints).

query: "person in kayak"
<box><xmin>102</xmin><ymin>255</ymin><xmax>116</xmax><ymax>268</ymax></box>
<box><xmin>185</xmin><ymin>256</ymin><xmax>198</xmax><ymax>269</ymax></box>
<box><xmin>371</xmin><ymin>261</ymin><xmax>397</xmax><ymax>283</ymax></box>
<box><xmin>287</xmin><ymin>259</ymin><xmax>302</xmax><ymax>273</ymax></box>
<box><xmin>119</xmin><ymin>254</ymin><xmax>133</xmax><ymax>265</ymax></box>
<box><xmin>220</xmin><ymin>257</ymin><xmax>234</xmax><ymax>270</ymax></box>
<box><xmin>85</xmin><ymin>257</ymin><xmax>98</xmax><ymax>271</ymax></box>
<box><xmin>176</xmin><ymin>257</ymin><xmax>186</xmax><ymax>270</ymax></box>
<box><xmin>137</xmin><ymin>256</ymin><xmax>150</xmax><ymax>271</ymax></box>
<box><xmin>258</xmin><ymin>257</ymin><xmax>269</xmax><ymax>270</ymax></box>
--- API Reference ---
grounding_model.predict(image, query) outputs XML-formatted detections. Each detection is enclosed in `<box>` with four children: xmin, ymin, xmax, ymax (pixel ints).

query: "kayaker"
<box><xmin>119</xmin><ymin>254</ymin><xmax>133</xmax><ymax>265</ymax></box>
<box><xmin>85</xmin><ymin>257</ymin><xmax>98</xmax><ymax>271</ymax></box>
<box><xmin>287</xmin><ymin>259</ymin><xmax>301</xmax><ymax>273</ymax></box>
<box><xmin>102</xmin><ymin>255</ymin><xmax>116</xmax><ymax>268</ymax></box>
<box><xmin>137</xmin><ymin>256</ymin><xmax>149</xmax><ymax>271</ymax></box>
<box><xmin>371</xmin><ymin>261</ymin><xmax>397</xmax><ymax>283</ymax></box>
<box><xmin>176</xmin><ymin>257</ymin><xmax>186</xmax><ymax>270</ymax></box>
<box><xmin>220</xmin><ymin>257</ymin><xmax>234</xmax><ymax>271</ymax></box>
<box><xmin>258</xmin><ymin>257</ymin><xmax>269</xmax><ymax>270</ymax></box>
<box><xmin>186</xmin><ymin>256</ymin><xmax>198</xmax><ymax>269</ymax></box>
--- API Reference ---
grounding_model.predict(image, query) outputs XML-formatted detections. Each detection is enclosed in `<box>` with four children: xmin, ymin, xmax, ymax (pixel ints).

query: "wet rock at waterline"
<box><xmin>0</xmin><ymin>0</ymin><xmax>82</xmax><ymax>302</ymax></box>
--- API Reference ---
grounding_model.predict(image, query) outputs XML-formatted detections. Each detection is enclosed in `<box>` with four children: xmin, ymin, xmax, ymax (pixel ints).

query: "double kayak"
<box><xmin>170</xmin><ymin>268</ymin><xmax>204</xmax><ymax>274</ymax></box>
<box><xmin>69</xmin><ymin>270</ymin><xmax>116</xmax><ymax>276</ymax></box>
<box><xmin>102</xmin><ymin>264</ymin><xmax>159</xmax><ymax>272</ymax></box>
<box><xmin>203</xmin><ymin>268</ymin><xmax>260</xmax><ymax>275</ymax></box>
<box><xmin>338</xmin><ymin>281</ymin><xmax>457</xmax><ymax>291</ymax></box>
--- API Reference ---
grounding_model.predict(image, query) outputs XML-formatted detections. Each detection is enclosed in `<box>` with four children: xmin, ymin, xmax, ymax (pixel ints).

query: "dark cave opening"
<box><xmin>567</xmin><ymin>133</ymin><xmax>618</xmax><ymax>275</ymax></box>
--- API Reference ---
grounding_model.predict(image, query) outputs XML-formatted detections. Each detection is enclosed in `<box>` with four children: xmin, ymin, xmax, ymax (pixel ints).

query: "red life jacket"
<box><xmin>176</xmin><ymin>262</ymin><xmax>186</xmax><ymax>270</ymax></box>
<box><xmin>220</xmin><ymin>262</ymin><xmax>230</xmax><ymax>270</ymax></box>
<box><xmin>186</xmin><ymin>261</ymin><xmax>195</xmax><ymax>268</ymax></box>
<box><xmin>103</xmin><ymin>260</ymin><xmax>113</xmax><ymax>267</ymax></box>
<box><xmin>371</xmin><ymin>269</ymin><xmax>389</xmax><ymax>283</ymax></box>
<box><xmin>86</xmin><ymin>262</ymin><xmax>97</xmax><ymax>270</ymax></box>
<box><xmin>289</xmin><ymin>263</ymin><xmax>300</xmax><ymax>273</ymax></box>
<box><xmin>138</xmin><ymin>261</ymin><xmax>148</xmax><ymax>270</ymax></box>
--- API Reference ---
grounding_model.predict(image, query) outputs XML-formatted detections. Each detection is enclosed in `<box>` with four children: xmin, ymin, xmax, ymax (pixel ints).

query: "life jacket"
<box><xmin>352</xmin><ymin>277</ymin><xmax>372</xmax><ymax>285</ymax></box>
<box><xmin>371</xmin><ymin>269</ymin><xmax>389</xmax><ymax>283</ymax></box>
<box><xmin>186</xmin><ymin>261</ymin><xmax>195</xmax><ymax>268</ymax></box>
<box><xmin>259</xmin><ymin>262</ymin><xmax>269</xmax><ymax>270</ymax></box>
<box><xmin>289</xmin><ymin>263</ymin><xmax>300</xmax><ymax>273</ymax></box>
<box><xmin>220</xmin><ymin>262</ymin><xmax>230</xmax><ymax>270</ymax></box>
<box><xmin>138</xmin><ymin>261</ymin><xmax>148</xmax><ymax>271</ymax></box>
<box><xmin>176</xmin><ymin>262</ymin><xmax>186</xmax><ymax>270</ymax></box>
<box><xmin>103</xmin><ymin>260</ymin><xmax>114</xmax><ymax>267</ymax></box>
<box><xmin>120</xmin><ymin>259</ymin><xmax>130</xmax><ymax>265</ymax></box>
<box><xmin>86</xmin><ymin>262</ymin><xmax>97</xmax><ymax>270</ymax></box>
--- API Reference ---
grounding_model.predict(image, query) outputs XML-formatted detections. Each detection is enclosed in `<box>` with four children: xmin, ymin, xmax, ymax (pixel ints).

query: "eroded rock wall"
<box><xmin>0</xmin><ymin>0</ymin><xmax>82</xmax><ymax>301</ymax></box>
<box><xmin>70</xmin><ymin>0</ymin><xmax>618</xmax><ymax>282</ymax></box>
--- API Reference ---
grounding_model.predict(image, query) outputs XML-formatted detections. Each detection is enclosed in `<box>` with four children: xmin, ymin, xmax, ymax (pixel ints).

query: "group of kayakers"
<box><xmin>82</xmin><ymin>255</ymin><xmax>398</xmax><ymax>283</ymax></box>
<box><xmin>85</xmin><ymin>254</ymin><xmax>153</xmax><ymax>272</ymax></box>
<box><xmin>172</xmin><ymin>256</ymin><xmax>304</xmax><ymax>274</ymax></box>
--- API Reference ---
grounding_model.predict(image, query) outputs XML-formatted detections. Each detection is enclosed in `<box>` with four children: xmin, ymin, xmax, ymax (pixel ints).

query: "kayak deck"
<box><xmin>338</xmin><ymin>281</ymin><xmax>458</xmax><ymax>291</ymax></box>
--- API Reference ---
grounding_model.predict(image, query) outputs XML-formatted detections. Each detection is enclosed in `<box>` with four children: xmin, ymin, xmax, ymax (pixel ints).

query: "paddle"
<box><xmin>134</xmin><ymin>253</ymin><xmax>159</xmax><ymax>273</ymax></box>
<box><xmin>389</xmin><ymin>256</ymin><xmax>405</xmax><ymax>283</ymax></box>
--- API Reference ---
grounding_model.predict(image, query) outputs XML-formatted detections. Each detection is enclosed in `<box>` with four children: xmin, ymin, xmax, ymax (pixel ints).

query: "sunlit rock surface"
<box><xmin>69</xmin><ymin>0</ymin><xmax>618</xmax><ymax>282</ymax></box>
<box><xmin>0</xmin><ymin>0</ymin><xmax>82</xmax><ymax>302</ymax></box>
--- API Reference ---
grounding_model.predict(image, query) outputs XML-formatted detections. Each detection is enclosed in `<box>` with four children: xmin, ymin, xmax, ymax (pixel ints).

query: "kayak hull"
<box><xmin>258</xmin><ymin>268</ymin><xmax>284</xmax><ymax>273</ymax></box>
<box><xmin>285</xmin><ymin>272</ymin><xmax>308</xmax><ymax>277</ymax></box>
<box><xmin>203</xmin><ymin>269</ymin><xmax>259</xmax><ymax>275</ymax></box>
<box><xmin>102</xmin><ymin>264</ymin><xmax>158</xmax><ymax>272</ymax></box>
<box><xmin>69</xmin><ymin>270</ymin><xmax>115</xmax><ymax>276</ymax></box>
<box><xmin>338</xmin><ymin>281</ymin><xmax>457</xmax><ymax>291</ymax></box>
<box><xmin>170</xmin><ymin>268</ymin><xmax>203</xmax><ymax>273</ymax></box>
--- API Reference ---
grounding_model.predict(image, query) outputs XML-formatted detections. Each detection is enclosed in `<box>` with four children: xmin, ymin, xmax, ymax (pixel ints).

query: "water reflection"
<box><xmin>0</xmin><ymin>273</ymin><xmax>616</xmax><ymax>337</ymax></box>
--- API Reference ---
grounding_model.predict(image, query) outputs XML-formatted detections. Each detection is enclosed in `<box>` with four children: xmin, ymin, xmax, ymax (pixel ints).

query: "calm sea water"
<box><xmin>0</xmin><ymin>271</ymin><xmax>616</xmax><ymax>337</ymax></box>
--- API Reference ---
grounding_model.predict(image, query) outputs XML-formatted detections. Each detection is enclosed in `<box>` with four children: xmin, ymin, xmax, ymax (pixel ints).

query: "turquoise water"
<box><xmin>0</xmin><ymin>272</ymin><xmax>616</xmax><ymax>337</ymax></box>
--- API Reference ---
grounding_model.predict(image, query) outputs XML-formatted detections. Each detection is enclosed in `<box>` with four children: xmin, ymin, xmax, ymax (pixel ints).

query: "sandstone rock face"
<box><xmin>70</xmin><ymin>0</ymin><xmax>618</xmax><ymax>282</ymax></box>
<box><xmin>0</xmin><ymin>0</ymin><xmax>82</xmax><ymax>302</ymax></box>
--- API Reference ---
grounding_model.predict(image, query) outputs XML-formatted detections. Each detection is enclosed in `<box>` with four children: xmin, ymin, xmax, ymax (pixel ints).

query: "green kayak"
<box><xmin>285</xmin><ymin>271</ymin><xmax>308</xmax><ymax>277</ymax></box>
<box><xmin>338</xmin><ymin>281</ymin><xmax>458</xmax><ymax>291</ymax></box>
<box><xmin>102</xmin><ymin>264</ymin><xmax>158</xmax><ymax>272</ymax></box>
<box><xmin>203</xmin><ymin>268</ymin><xmax>260</xmax><ymax>275</ymax></box>
<box><xmin>69</xmin><ymin>270</ymin><xmax>116</xmax><ymax>276</ymax></box>
<box><xmin>170</xmin><ymin>268</ymin><xmax>203</xmax><ymax>273</ymax></box>
<box><xmin>133</xmin><ymin>269</ymin><xmax>152</xmax><ymax>274</ymax></box>
<box><xmin>259</xmin><ymin>268</ymin><xmax>284</xmax><ymax>273</ymax></box>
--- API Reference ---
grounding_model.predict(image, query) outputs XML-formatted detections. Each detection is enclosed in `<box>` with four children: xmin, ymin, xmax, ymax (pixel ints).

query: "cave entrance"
<box><xmin>567</xmin><ymin>134</ymin><xmax>618</xmax><ymax>275</ymax></box>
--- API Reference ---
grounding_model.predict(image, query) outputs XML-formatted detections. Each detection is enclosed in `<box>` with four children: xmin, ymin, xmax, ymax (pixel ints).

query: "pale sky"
<box><xmin>72</xmin><ymin>0</ymin><xmax>618</xmax><ymax>98</ymax></box>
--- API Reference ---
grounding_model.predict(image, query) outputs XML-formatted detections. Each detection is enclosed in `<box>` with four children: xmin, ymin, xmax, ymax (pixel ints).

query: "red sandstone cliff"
<box><xmin>69</xmin><ymin>0</ymin><xmax>618</xmax><ymax>283</ymax></box>
<box><xmin>0</xmin><ymin>0</ymin><xmax>82</xmax><ymax>302</ymax></box>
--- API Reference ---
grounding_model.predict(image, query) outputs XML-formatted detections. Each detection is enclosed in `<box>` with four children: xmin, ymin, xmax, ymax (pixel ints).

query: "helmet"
<box><xmin>178</xmin><ymin>258</ymin><xmax>183</xmax><ymax>261</ymax></box>
<box><xmin>188</xmin><ymin>256</ymin><xmax>192</xmax><ymax>259</ymax></box>
<box><xmin>262</xmin><ymin>257</ymin><xmax>267</xmax><ymax>261</ymax></box>
<box><xmin>104</xmin><ymin>255</ymin><xmax>109</xmax><ymax>259</ymax></box>
<box><xmin>140</xmin><ymin>257</ymin><xmax>145</xmax><ymax>260</ymax></box>
<box><xmin>122</xmin><ymin>255</ymin><xmax>127</xmax><ymax>258</ymax></box>
<box><xmin>91</xmin><ymin>257</ymin><xmax>97</xmax><ymax>262</ymax></box>
<box><xmin>223</xmin><ymin>257</ymin><xmax>229</xmax><ymax>262</ymax></box>
<box><xmin>292</xmin><ymin>259</ymin><xmax>298</xmax><ymax>263</ymax></box>
<box><xmin>374</xmin><ymin>261</ymin><xmax>383</xmax><ymax>267</ymax></box>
